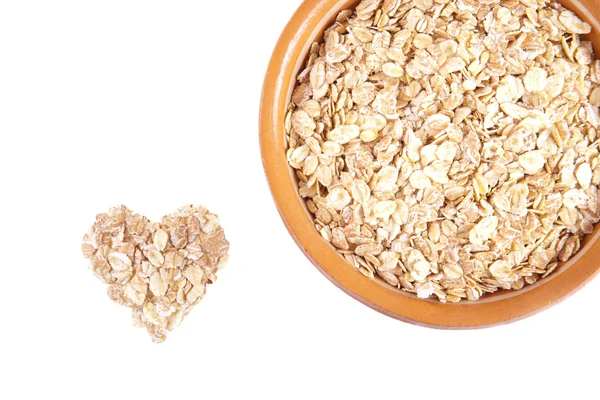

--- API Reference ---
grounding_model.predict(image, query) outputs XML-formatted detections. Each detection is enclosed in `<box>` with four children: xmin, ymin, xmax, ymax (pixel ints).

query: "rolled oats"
<box><xmin>82</xmin><ymin>205</ymin><xmax>229</xmax><ymax>342</ymax></box>
<box><xmin>285</xmin><ymin>0</ymin><xmax>600</xmax><ymax>302</ymax></box>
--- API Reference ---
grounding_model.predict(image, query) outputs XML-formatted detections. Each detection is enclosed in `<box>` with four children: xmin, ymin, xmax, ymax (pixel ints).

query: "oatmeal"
<box><xmin>285</xmin><ymin>0</ymin><xmax>600</xmax><ymax>302</ymax></box>
<box><xmin>82</xmin><ymin>205</ymin><xmax>229</xmax><ymax>342</ymax></box>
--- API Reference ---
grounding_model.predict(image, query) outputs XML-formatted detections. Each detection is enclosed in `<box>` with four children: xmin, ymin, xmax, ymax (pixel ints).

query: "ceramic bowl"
<box><xmin>260</xmin><ymin>0</ymin><xmax>600</xmax><ymax>328</ymax></box>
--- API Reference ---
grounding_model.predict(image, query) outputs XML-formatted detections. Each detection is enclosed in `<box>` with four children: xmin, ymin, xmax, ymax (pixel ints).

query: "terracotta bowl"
<box><xmin>260</xmin><ymin>0</ymin><xmax>600</xmax><ymax>328</ymax></box>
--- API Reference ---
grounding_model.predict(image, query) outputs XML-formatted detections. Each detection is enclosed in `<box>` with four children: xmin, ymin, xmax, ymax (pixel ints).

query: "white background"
<box><xmin>1</xmin><ymin>1</ymin><xmax>599</xmax><ymax>399</ymax></box>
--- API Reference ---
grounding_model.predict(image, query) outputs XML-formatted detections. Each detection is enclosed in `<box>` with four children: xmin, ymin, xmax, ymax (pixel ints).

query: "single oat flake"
<box><xmin>82</xmin><ymin>205</ymin><xmax>229</xmax><ymax>342</ymax></box>
<box><xmin>285</xmin><ymin>0</ymin><xmax>600</xmax><ymax>302</ymax></box>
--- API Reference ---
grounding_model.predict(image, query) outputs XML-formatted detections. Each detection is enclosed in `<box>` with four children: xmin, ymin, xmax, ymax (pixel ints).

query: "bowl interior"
<box><xmin>261</xmin><ymin>0</ymin><xmax>600</xmax><ymax>327</ymax></box>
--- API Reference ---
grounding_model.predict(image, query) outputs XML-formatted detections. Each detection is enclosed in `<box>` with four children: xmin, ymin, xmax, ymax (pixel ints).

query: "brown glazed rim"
<box><xmin>260</xmin><ymin>0</ymin><xmax>600</xmax><ymax>328</ymax></box>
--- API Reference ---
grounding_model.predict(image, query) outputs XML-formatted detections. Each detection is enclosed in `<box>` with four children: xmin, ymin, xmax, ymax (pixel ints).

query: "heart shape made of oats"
<box><xmin>82</xmin><ymin>205</ymin><xmax>229</xmax><ymax>343</ymax></box>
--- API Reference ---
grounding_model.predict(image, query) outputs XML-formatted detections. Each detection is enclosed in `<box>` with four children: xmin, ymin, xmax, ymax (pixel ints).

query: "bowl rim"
<box><xmin>259</xmin><ymin>0</ymin><xmax>600</xmax><ymax>328</ymax></box>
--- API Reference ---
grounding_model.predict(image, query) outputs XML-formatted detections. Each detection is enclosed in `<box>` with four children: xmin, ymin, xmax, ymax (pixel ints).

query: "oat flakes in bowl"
<box><xmin>261</xmin><ymin>0</ymin><xmax>600</xmax><ymax>327</ymax></box>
